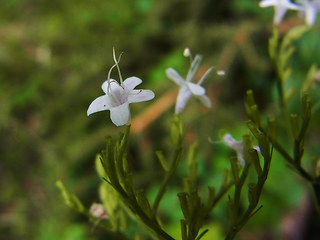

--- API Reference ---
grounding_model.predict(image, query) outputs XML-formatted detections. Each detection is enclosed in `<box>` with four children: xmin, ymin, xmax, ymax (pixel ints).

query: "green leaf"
<box><xmin>281</xmin><ymin>25</ymin><xmax>310</xmax><ymax>51</ymax></box>
<box><xmin>56</xmin><ymin>181</ymin><xmax>85</xmax><ymax>213</ymax></box>
<box><xmin>187</xmin><ymin>141</ymin><xmax>199</xmax><ymax>181</ymax></box>
<box><xmin>267</xmin><ymin>117</ymin><xmax>277</xmax><ymax>140</ymax></box>
<box><xmin>302</xmin><ymin>64</ymin><xmax>318</xmax><ymax>93</ymax></box>
<box><xmin>171</xmin><ymin>114</ymin><xmax>184</xmax><ymax>147</ymax></box>
<box><xmin>135</xmin><ymin>189</ymin><xmax>153</xmax><ymax>218</ymax></box>
<box><xmin>249</xmin><ymin>149</ymin><xmax>263</xmax><ymax>177</ymax></box>
<box><xmin>301</xmin><ymin>93</ymin><xmax>312</xmax><ymax>123</ymax></box>
<box><xmin>180</xmin><ymin>219</ymin><xmax>187</xmax><ymax>240</ymax></box>
<box><xmin>230</xmin><ymin>157</ymin><xmax>240</xmax><ymax>184</ymax></box>
<box><xmin>156</xmin><ymin>151</ymin><xmax>170</xmax><ymax>172</ymax></box>
<box><xmin>207</xmin><ymin>186</ymin><xmax>216</xmax><ymax>208</ymax></box>
<box><xmin>284</xmin><ymin>86</ymin><xmax>296</xmax><ymax>103</ymax></box>
<box><xmin>95</xmin><ymin>154</ymin><xmax>106</xmax><ymax>179</ymax></box>
<box><xmin>247</xmin><ymin>183</ymin><xmax>258</xmax><ymax>206</ymax></box>
<box><xmin>268</xmin><ymin>27</ymin><xmax>279</xmax><ymax>61</ymax></box>
<box><xmin>290</xmin><ymin>114</ymin><xmax>300</xmax><ymax>140</ymax></box>
<box><xmin>178</xmin><ymin>192</ymin><xmax>190</xmax><ymax>223</ymax></box>
<box><xmin>256</xmin><ymin>132</ymin><xmax>270</xmax><ymax>160</ymax></box>
<box><xmin>246</xmin><ymin>120</ymin><xmax>261</xmax><ymax>140</ymax></box>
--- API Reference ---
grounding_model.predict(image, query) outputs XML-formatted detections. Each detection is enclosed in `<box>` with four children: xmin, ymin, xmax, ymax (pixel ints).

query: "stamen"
<box><xmin>198</xmin><ymin>66</ymin><xmax>214</xmax><ymax>85</ymax></box>
<box><xmin>208</xmin><ymin>137</ymin><xmax>224</xmax><ymax>144</ymax></box>
<box><xmin>106</xmin><ymin>48</ymin><xmax>123</xmax><ymax>93</ymax></box>
<box><xmin>112</xmin><ymin>48</ymin><xmax>124</xmax><ymax>84</ymax></box>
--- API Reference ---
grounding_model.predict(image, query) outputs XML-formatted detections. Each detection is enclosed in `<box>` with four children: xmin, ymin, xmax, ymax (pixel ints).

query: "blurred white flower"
<box><xmin>223</xmin><ymin>134</ymin><xmax>245</xmax><ymax>165</ymax></box>
<box><xmin>297</xmin><ymin>0</ymin><xmax>320</xmax><ymax>25</ymax></box>
<box><xmin>217</xmin><ymin>70</ymin><xmax>226</xmax><ymax>76</ymax></box>
<box><xmin>89</xmin><ymin>203</ymin><xmax>108</xmax><ymax>220</ymax></box>
<box><xmin>166</xmin><ymin>52</ymin><xmax>212</xmax><ymax>114</ymax></box>
<box><xmin>222</xmin><ymin>134</ymin><xmax>261</xmax><ymax>165</ymax></box>
<box><xmin>259</xmin><ymin>0</ymin><xmax>302</xmax><ymax>24</ymax></box>
<box><xmin>183</xmin><ymin>48</ymin><xmax>191</xmax><ymax>57</ymax></box>
<box><xmin>87</xmin><ymin>49</ymin><xmax>155</xmax><ymax>126</ymax></box>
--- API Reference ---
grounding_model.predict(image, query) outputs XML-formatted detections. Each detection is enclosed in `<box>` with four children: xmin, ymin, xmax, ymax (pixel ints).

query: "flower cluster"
<box><xmin>259</xmin><ymin>0</ymin><xmax>320</xmax><ymax>25</ymax></box>
<box><xmin>88</xmin><ymin>48</ymin><xmax>215</xmax><ymax>125</ymax></box>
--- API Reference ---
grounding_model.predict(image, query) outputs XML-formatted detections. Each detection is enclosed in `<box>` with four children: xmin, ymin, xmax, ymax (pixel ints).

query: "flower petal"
<box><xmin>175</xmin><ymin>86</ymin><xmax>192</xmax><ymax>113</ymax></box>
<box><xmin>101</xmin><ymin>79</ymin><xmax>120</xmax><ymax>93</ymax></box>
<box><xmin>87</xmin><ymin>95</ymin><xmax>112</xmax><ymax>116</ymax></box>
<box><xmin>197</xmin><ymin>94</ymin><xmax>212</xmax><ymax>108</ymax></box>
<box><xmin>186</xmin><ymin>54</ymin><xmax>202</xmax><ymax>82</ymax></box>
<box><xmin>123</xmin><ymin>77</ymin><xmax>143</xmax><ymax>92</ymax></box>
<box><xmin>198</xmin><ymin>67</ymin><xmax>214</xmax><ymax>85</ymax></box>
<box><xmin>274</xmin><ymin>5</ymin><xmax>288</xmax><ymax>23</ymax></box>
<box><xmin>186</xmin><ymin>82</ymin><xmax>206</xmax><ymax>95</ymax></box>
<box><xmin>128</xmin><ymin>89</ymin><xmax>155</xmax><ymax>103</ymax></box>
<box><xmin>109</xmin><ymin>102</ymin><xmax>130</xmax><ymax>126</ymax></box>
<box><xmin>223</xmin><ymin>134</ymin><xmax>237</xmax><ymax>148</ymax></box>
<box><xmin>259</xmin><ymin>0</ymin><xmax>278</xmax><ymax>7</ymax></box>
<box><xmin>166</xmin><ymin>68</ymin><xmax>185</xmax><ymax>86</ymax></box>
<box><xmin>305</xmin><ymin>5</ymin><xmax>317</xmax><ymax>25</ymax></box>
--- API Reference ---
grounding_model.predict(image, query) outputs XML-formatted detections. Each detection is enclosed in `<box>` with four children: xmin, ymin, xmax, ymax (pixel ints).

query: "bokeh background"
<box><xmin>1</xmin><ymin>0</ymin><xmax>320</xmax><ymax>239</ymax></box>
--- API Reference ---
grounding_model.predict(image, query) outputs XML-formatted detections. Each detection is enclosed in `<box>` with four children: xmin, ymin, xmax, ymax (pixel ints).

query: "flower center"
<box><xmin>108</xmin><ymin>82</ymin><xmax>128</xmax><ymax>107</ymax></box>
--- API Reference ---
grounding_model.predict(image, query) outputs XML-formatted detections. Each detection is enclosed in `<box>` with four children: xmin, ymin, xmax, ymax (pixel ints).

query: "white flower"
<box><xmin>89</xmin><ymin>203</ymin><xmax>108</xmax><ymax>220</ymax></box>
<box><xmin>223</xmin><ymin>134</ymin><xmax>245</xmax><ymax>165</ymax></box>
<box><xmin>259</xmin><ymin>0</ymin><xmax>302</xmax><ymax>24</ymax></box>
<box><xmin>87</xmin><ymin>50</ymin><xmax>155</xmax><ymax>126</ymax></box>
<box><xmin>222</xmin><ymin>134</ymin><xmax>261</xmax><ymax>165</ymax></box>
<box><xmin>297</xmin><ymin>0</ymin><xmax>320</xmax><ymax>25</ymax></box>
<box><xmin>166</xmin><ymin>53</ymin><xmax>212</xmax><ymax>114</ymax></box>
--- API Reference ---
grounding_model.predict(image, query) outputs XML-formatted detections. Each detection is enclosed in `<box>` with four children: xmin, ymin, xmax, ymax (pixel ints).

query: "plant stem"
<box><xmin>153</xmin><ymin>147</ymin><xmax>182</xmax><ymax>214</ymax></box>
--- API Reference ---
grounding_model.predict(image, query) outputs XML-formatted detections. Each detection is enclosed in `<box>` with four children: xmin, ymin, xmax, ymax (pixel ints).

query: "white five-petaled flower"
<box><xmin>259</xmin><ymin>0</ymin><xmax>302</xmax><ymax>24</ymax></box>
<box><xmin>87</xmin><ymin>50</ymin><xmax>155</xmax><ymax>126</ymax></box>
<box><xmin>166</xmin><ymin>52</ymin><xmax>212</xmax><ymax>114</ymax></box>
<box><xmin>222</xmin><ymin>133</ymin><xmax>261</xmax><ymax>165</ymax></box>
<box><xmin>223</xmin><ymin>134</ymin><xmax>246</xmax><ymax>165</ymax></box>
<box><xmin>298</xmin><ymin>0</ymin><xmax>320</xmax><ymax>25</ymax></box>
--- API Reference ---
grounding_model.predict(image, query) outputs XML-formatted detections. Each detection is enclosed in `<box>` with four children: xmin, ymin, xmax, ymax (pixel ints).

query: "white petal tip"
<box><xmin>183</xmin><ymin>48</ymin><xmax>191</xmax><ymax>57</ymax></box>
<box><xmin>217</xmin><ymin>70</ymin><xmax>225</xmax><ymax>76</ymax></box>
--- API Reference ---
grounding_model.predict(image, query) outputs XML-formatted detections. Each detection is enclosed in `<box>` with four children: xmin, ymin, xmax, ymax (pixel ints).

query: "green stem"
<box><xmin>311</xmin><ymin>183</ymin><xmax>320</xmax><ymax>214</ymax></box>
<box><xmin>267</xmin><ymin>135</ymin><xmax>314</xmax><ymax>182</ymax></box>
<box><xmin>234</xmin><ymin>164</ymin><xmax>251</xmax><ymax>207</ymax></box>
<box><xmin>276</xmin><ymin>67</ymin><xmax>286</xmax><ymax>113</ymax></box>
<box><xmin>152</xmin><ymin>147</ymin><xmax>182</xmax><ymax>215</ymax></box>
<box><xmin>112</xmin><ymin>182</ymin><xmax>175</xmax><ymax>240</ymax></box>
<box><xmin>225</xmin><ymin>137</ymin><xmax>272</xmax><ymax>240</ymax></box>
<box><xmin>209</xmin><ymin>181</ymin><xmax>234</xmax><ymax>211</ymax></box>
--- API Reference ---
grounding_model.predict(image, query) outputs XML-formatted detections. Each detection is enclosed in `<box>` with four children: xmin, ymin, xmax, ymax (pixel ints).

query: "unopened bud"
<box><xmin>217</xmin><ymin>70</ymin><xmax>225</xmax><ymax>76</ymax></box>
<box><xmin>183</xmin><ymin>48</ymin><xmax>191</xmax><ymax>57</ymax></box>
<box><xmin>90</xmin><ymin>203</ymin><xmax>108</xmax><ymax>220</ymax></box>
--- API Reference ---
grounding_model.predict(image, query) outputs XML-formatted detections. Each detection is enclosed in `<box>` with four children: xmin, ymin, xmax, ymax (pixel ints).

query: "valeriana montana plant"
<box><xmin>56</xmin><ymin>1</ymin><xmax>320</xmax><ymax>236</ymax></box>
<box><xmin>57</xmin><ymin>45</ymin><xmax>276</xmax><ymax>240</ymax></box>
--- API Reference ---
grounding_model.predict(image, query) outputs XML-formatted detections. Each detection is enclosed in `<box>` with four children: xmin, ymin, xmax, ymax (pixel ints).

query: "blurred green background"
<box><xmin>1</xmin><ymin>0</ymin><xmax>320</xmax><ymax>239</ymax></box>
